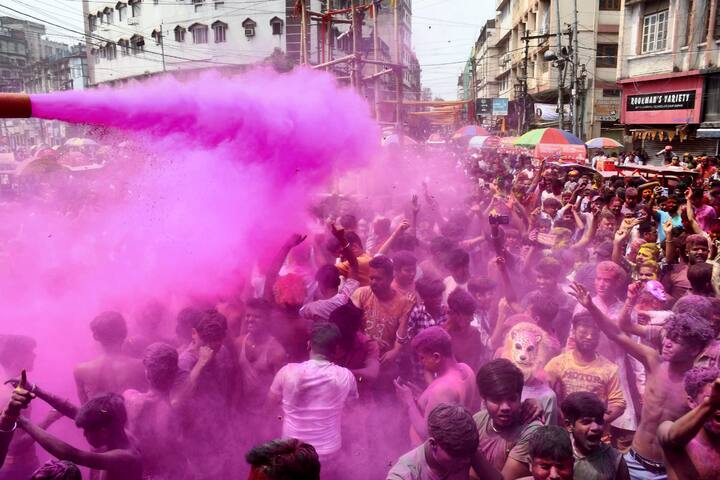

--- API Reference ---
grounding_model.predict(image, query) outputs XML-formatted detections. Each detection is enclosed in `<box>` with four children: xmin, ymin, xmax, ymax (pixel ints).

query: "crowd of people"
<box><xmin>1</xmin><ymin>140</ymin><xmax>720</xmax><ymax>480</ymax></box>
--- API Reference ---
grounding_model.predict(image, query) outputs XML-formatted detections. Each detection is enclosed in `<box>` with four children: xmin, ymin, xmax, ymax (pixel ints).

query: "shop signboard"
<box><xmin>476</xmin><ymin>98</ymin><xmax>492</xmax><ymax>115</ymax></box>
<box><xmin>620</xmin><ymin>73</ymin><xmax>703</xmax><ymax>124</ymax></box>
<box><xmin>492</xmin><ymin>98</ymin><xmax>509</xmax><ymax>116</ymax></box>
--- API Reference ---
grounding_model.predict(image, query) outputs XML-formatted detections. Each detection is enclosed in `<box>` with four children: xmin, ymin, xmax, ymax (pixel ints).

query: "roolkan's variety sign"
<box><xmin>626</xmin><ymin>91</ymin><xmax>695</xmax><ymax>111</ymax></box>
<box><xmin>619</xmin><ymin>74</ymin><xmax>703</xmax><ymax>125</ymax></box>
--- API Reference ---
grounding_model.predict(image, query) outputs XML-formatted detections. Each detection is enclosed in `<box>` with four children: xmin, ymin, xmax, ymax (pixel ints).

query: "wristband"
<box><xmin>0</xmin><ymin>421</ymin><xmax>17</xmax><ymax>433</ymax></box>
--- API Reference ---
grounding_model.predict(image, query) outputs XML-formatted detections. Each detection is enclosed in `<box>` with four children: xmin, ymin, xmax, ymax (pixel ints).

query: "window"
<box><xmin>151</xmin><ymin>29</ymin><xmax>163</xmax><ymax>45</ymax></box>
<box><xmin>270</xmin><ymin>17</ymin><xmax>283</xmax><ymax>35</ymax></box>
<box><xmin>129</xmin><ymin>0</ymin><xmax>141</xmax><ymax>17</ymax></box>
<box><xmin>214</xmin><ymin>1</ymin><xmax>224</xmax><ymax>8</ymax></box>
<box><xmin>105</xmin><ymin>42</ymin><xmax>117</xmax><ymax>60</ymax></box>
<box><xmin>212</xmin><ymin>21</ymin><xmax>227</xmax><ymax>43</ymax></box>
<box><xmin>603</xmin><ymin>89</ymin><xmax>621</xmax><ymax>97</ymax></box>
<box><xmin>174</xmin><ymin>26</ymin><xmax>186</xmax><ymax>42</ymax></box>
<box><xmin>116</xmin><ymin>2</ymin><xmax>127</xmax><ymax>21</ymax></box>
<box><xmin>596</xmin><ymin>43</ymin><xmax>618</xmax><ymax>67</ymax></box>
<box><xmin>118</xmin><ymin>39</ymin><xmax>130</xmax><ymax>56</ymax></box>
<box><xmin>189</xmin><ymin>24</ymin><xmax>208</xmax><ymax>44</ymax></box>
<box><xmin>599</xmin><ymin>0</ymin><xmax>620</xmax><ymax>10</ymax></box>
<box><xmin>193</xmin><ymin>0</ymin><xmax>204</xmax><ymax>12</ymax></box>
<box><xmin>88</xmin><ymin>14</ymin><xmax>96</xmax><ymax>32</ymax></box>
<box><xmin>130</xmin><ymin>35</ymin><xmax>144</xmax><ymax>54</ymax></box>
<box><xmin>499</xmin><ymin>72</ymin><xmax>510</xmax><ymax>92</ymax></box>
<box><xmin>91</xmin><ymin>48</ymin><xmax>99</xmax><ymax>64</ymax></box>
<box><xmin>642</xmin><ymin>10</ymin><xmax>668</xmax><ymax>53</ymax></box>
<box><xmin>242</xmin><ymin>18</ymin><xmax>256</xmax><ymax>37</ymax></box>
<box><xmin>104</xmin><ymin>8</ymin><xmax>113</xmax><ymax>24</ymax></box>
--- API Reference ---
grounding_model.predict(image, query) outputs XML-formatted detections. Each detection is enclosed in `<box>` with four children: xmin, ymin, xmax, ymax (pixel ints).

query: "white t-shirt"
<box><xmin>270</xmin><ymin>358</ymin><xmax>358</xmax><ymax>456</ymax></box>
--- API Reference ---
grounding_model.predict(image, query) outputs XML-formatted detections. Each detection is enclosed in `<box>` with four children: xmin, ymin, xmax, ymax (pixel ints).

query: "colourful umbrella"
<box><xmin>452</xmin><ymin>125</ymin><xmax>490</xmax><ymax>140</ymax></box>
<box><xmin>468</xmin><ymin>136</ymin><xmax>501</xmax><ymax>149</ymax></box>
<box><xmin>513</xmin><ymin>128</ymin><xmax>584</xmax><ymax>147</ymax></box>
<box><xmin>381</xmin><ymin>133</ymin><xmax>418</xmax><ymax>147</ymax></box>
<box><xmin>585</xmin><ymin>137</ymin><xmax>623</xmax><ymax>149</ymax></box>
<box><xmin>426</xmin><ymin>133</ymin><xmax>446</xmax><ymax>145</ymax></box>
<box><xmin>64</xmin><ymin>137</ymin><xmax>98</xmax><ymax>147</ymax></box>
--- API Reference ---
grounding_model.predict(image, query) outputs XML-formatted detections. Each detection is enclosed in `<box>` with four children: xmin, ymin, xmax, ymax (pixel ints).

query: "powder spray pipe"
<box><xmin>0</xmin><ymin>93</ymin><xmax>32</xmax><ymax>118</ymax></box>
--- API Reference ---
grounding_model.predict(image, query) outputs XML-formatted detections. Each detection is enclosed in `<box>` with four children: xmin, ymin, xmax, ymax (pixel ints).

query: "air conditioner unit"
<box><xmin>245</xmin><ymin>28</ymin><xmax>255</xmax><ymax>37</ymax></box>
<box><xmin>127</xmin><ymin>17</ymin><xmax>139</xmax><ymax>25</ymax></box>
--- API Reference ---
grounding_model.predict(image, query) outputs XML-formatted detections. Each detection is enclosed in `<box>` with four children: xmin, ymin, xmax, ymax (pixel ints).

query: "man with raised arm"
<box><xmin>17</xmin><ymin>393</ymin><xmax>142</xmax><ymax>480</ymax></box>
<box><xmin>569</xmin><ymin>282</ymin><xmax>715</xmax><ymax>480</ymax></box>
<box><xmin>657</xmin><ymin>367</ymin><xmax>720</xmax><ymax>480</ymax></box>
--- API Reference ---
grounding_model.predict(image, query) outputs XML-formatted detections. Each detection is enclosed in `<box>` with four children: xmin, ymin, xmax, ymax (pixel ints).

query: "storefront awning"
<box><xmin>697</xmin><ymin>128</ymin><xmax>720</xmax><ymax>138</ymax></box>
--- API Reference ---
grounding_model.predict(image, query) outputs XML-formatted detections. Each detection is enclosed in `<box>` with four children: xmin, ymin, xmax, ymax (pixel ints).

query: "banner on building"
<box><xmin>476</xmin><ymin>98</ymin><xmax>509</xmax><ymax>116</ymax></box>
<box><xmin>492</xmin><ymin>98</ymin><xmax>509</xmax><ymax>116</ymax></box>
<box><xmin>534</xmin><ymin>103</ymin><xmax>571</xmax><ymax>121</ymax></box>
<box><xmin>626</xmin><ymin>91</ymin><xmax>695</xmax><ymax>111</ymax></box>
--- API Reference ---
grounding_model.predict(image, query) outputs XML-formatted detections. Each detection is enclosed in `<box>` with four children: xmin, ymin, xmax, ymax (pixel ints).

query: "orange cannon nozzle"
<box><xmin>0</xmin><ymin>93</ymin><xmax>31</xmax><ymax>118</ymax></box>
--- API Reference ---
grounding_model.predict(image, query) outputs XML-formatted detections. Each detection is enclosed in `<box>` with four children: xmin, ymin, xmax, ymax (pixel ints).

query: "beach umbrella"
<box><xmin>451</xmin><ymin>125</ymin><xmax>490</xmax><ymax>140</ymax></box>
<box><xmin>468</xmin><ymin>136</ymin><xmax>501</xmax><ymax>149</ymax></box>
<box><xmin>585</xmin><ymin>137</ymin><xmax>623</xmax><ymax>149</ymax></box>
<box><xmin>381</xmin><ymin>133</ymin><xmax>418</xmax><ymax>147</ymax></box>
<box><xmin>426</xmin><ymin>133</ymin><xmax>446</xmax><ymax>145</ymax></box>
<box><xmin>513</xmin><ymin>128</ymin><xmax>584</xmax><ymax>147</ymax></box>
<box><xmin>64</xmin><ymin>137</ymin><xmax>98</xmax><ymax>147</ymax></box>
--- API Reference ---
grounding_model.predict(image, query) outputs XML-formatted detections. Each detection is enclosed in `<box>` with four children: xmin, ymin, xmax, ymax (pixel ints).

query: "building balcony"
<box><xmin>623</xmin><ymin>51</ymin><xmax>674</xmax><ymax>78</ymax></box>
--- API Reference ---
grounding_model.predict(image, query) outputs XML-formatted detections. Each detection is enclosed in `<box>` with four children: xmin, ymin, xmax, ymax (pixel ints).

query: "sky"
<box><xmin>412</xmin><ymin>0</ymin><xmax>490</xmax><ymax>100</ymax></box>
<box><xmin>1</xmin><ymin>0</ymin><xmax>490</xmax><ymax>100</ymax></box>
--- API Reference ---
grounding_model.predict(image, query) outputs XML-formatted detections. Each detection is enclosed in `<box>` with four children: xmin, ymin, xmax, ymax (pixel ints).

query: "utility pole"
<box><xmin>555</xmin><ymin>0</ymin><xmax>564</xmax><ymax>130</ymax></box>
<box><xmin>394</xmin><ymin>0</ymin><xmax>403</xmax><ymax>143</ymax></box>
<box><xmin>373</xmin><ymin>0</ymin><xmax>380</xmax><ymax>121</ymax></box>
<box><xmin>160</xmin><ymin>21</ymin><xmax>166</xmax><ymax>72</ymax></box>
<box><xmin>327</xmin><ymin>0</ymin><xmax>333</xmax><ymax>63</ymax></box>
<box><xmin>300</xmin><ymin>0</ymin><xmax>307</xmax><ymax>64</ymax></box>
<box><xmin>350</xmin><ymin>0</ymin><xmax>359</xmax><ymax>89</ymax></box>
<box><xmin>521</xmin><ymin>35</ymin><xmax>530</xmax><ymax>133</ymax></box>
<box><xmin>471</xmin><ymin>54</ymin><xmax>477</xmax><ymax>125</ymax></box>
<box><xmin>572</xmin><ymin>0</ymin><xmax>579</xmax><ymax>137</ymax></box>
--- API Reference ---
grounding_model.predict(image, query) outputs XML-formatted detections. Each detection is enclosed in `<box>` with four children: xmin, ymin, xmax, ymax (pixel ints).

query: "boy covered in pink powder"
<box><xmin>73</xmin><ymin>311</ymin><xmax>146</xmax><ymax>404</ymax></box>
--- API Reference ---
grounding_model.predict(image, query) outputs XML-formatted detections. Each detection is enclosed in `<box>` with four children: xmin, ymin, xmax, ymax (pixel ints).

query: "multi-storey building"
<box><xmin>467</xmin><ymin>0</ymin><xmax>623</xmax><ymax>138</ymax></box>
<box><xmin>82</xmin><ymin>0</ymin><xmax>297</xmax><ymax>84</ymax></box>
<box><xmin>617</xmin><ymin>0</ymin><xmax>720</xmax><ymax>157</ymax></box>
<box><xmin>25</xmin><ymin>44</ymin><xmax>89</xmax><ymax>94</ymax></box>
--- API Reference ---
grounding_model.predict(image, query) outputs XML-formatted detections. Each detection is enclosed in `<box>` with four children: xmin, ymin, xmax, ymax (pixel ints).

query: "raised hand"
<box><xmin>197</xmin><ymin>345</ymin><xmax>215</xmax><ymax>367</ymax></box>
<box><xmin>285</xmin><ymin>233</ymin><xmax>307</xmax><ymax>249</ymax></box>
<box><xmin>393</xmin><ymin>378</ymin><xmax>414</xmax><ymax>406</ymax></box>
<box><xmin>568</xmin><ymin>282</ymin><xmax>592</xmax><ymax>309</ymax></box>
<box><xmin>709</xmin><ymin>378</ymin><xmax>720</xmax><ymax>408</ymax></box>
<box><xmin>330</xmin><ymin>223</ymin><xmax>346</xmax><ymax>242</ymax></box>
<box><xmin>627</xmin><ymin>281</ymin><xmax>643</xmax><ymax>302</ymax></box>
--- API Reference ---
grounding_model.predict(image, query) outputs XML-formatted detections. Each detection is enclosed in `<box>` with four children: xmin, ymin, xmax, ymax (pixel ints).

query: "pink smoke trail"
<box><xmin>2</xmin><ymin>68</ymin><xmax>378</xmax><ymax>399</ymax></box>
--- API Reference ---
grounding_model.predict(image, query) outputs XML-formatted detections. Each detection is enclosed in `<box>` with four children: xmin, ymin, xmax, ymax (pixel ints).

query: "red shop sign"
<box><xmin>620</xmin><ymin>73</ymin><xmax>703</xmax><ymax>125</ymax></box>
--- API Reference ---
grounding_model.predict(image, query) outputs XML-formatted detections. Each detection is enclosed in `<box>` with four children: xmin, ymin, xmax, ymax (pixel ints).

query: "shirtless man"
<box><xmin>235</xmin><ymin>298</ymin><xmax>286</xmax><ymax>437</ymax></box>
<box><xmin>18</xmin><ymin>393</ymin><xmax>142</xmax><ymax>480</ymax></box>
<box><xmin>394</xmin><ymin>327</ymin><xmax>478</xmax><ymax>445</ymax></box>
<box><xmin>658</xmin><ymin>367</ymin><xmax>720</xmax><ymax>480</ymax></box>
<box><xmin>0</xmin><ymin>335</ymin><xmax>40</xmax><ymax>479</ymax></box>
<box><xmin>570</xmin><ymin>282</ymin><xmax>715</xmax><ymax>480</ymax></box>
<box><xmin>123</xmin><ymin>343</ymin><xmax>189</xmax><ymax>479</ymax></box>
<box><xmin>74</xmin><ymin>311</ymin><xmax>146</xmax><ymax>404</ymax></box>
